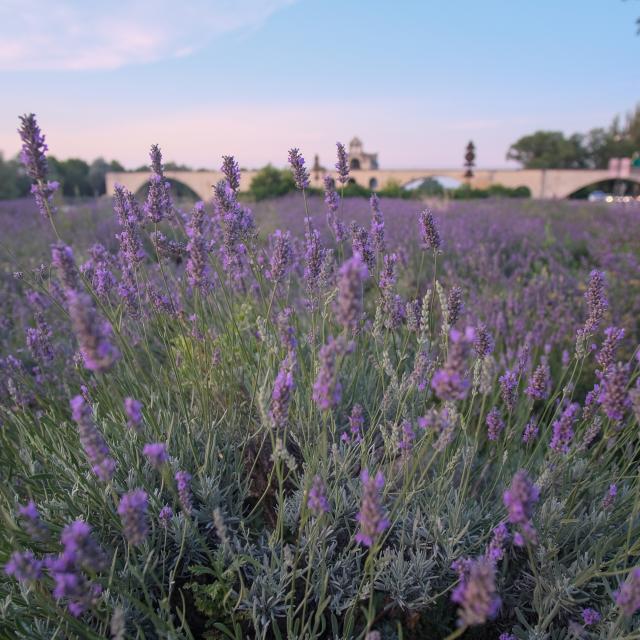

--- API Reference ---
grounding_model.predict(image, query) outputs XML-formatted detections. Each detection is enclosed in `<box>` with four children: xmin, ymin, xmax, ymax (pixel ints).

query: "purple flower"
<box><xmin>70</xmin><ymin>395</ymin><xmax>116</xmax><ymax>482</ymax></box>
<box><xmin>431</xmin><ymin>329</ymin><xmax>471</xmax><ymax>401</ymax></box>
<box><xmin>598</xmin><ymin>362</ymin><xmax>631</xmax><ymax>423</ymax></box>
<box><xmin>596</xmin><ymin>326</ymin><xmax>624</xmax><ymax>372</ymax></box>
<box><xmin>312</xmin><ymin>336</ymin><xmax>352</xmax><ymax>411</ymax></box>
<box><xmin>18</xmin><ymin>113</ymin><xmax>59</xmax><ymax>219</ymax></box>
<box><xmin>503</xmin><ymin>470</ymin><xmax>539</xmax><ymax>546</ymax></box>
<box><xmin>5</xmin><ymin>550</ymin><xmax>43</xmax><ymax>583</ymax></box>
<box><xmin>550</xmin><ymin>403</ymin><xmax>580</xmax><ymax>454</ymax></box>
<box><xmin>369</xmin><ymin>194</ymin><xmax>385</xmax><ymax>253</ymax></box>
<box><xmin>418</xmin><ymin>209</ymin><xmax>441</xmax><ymax>251</ymax></box>
<box><xmin>144</xmin><ymin>144</ymin><xmax>172</xmax><ymax>223</ymax></box>
<box><xmin>124</xmin><ymin>397</ymin><xmax>143</xmax><ymax>432</ymax></box>
<box><xmin>18</xmin><ymin>500</ymin><xmax>48</xmax><ymax>541</ymax></box>
<box><xmin>269</xmin><ymin>230</ymin><xmax>293</xmax><ymax>283</ymax></box>
<box><xmin>113</xmin><ymin>185</ymin><xmax>145</xmax><ymax>270</ymax></box>
<box><xmin>473</xmin><ymin>322</ymin><xmax>494</xmax><ymax>358</ymax></box>
<box><xmin>522</xmin><ymin>420</ymin><xmax>539</xmax><ymax>444</ymax></box>
<box><xmin>355</xmin><ymin>469</ymin><xmax>389</xmax><ymax>547</ymax></box>
<box><xmin>270</xmin><ymin>352</ymin><xmax>296</xmax><ymax>429</ymax></box>
<box><xmin>451</xmin><ymin>556</ymin><xmax>501</xmax><ymax>626</ymax></box>
<box><xmin>350</xmin><ymin>222</ymin><xmax>375</xmax><ymax>271</ymax></box>
<box><xmin>379</xmin><ymin>253</ymin><xmax>404</xmax><ymax>330</ymax></box>
<box><xmin>525</xmin><ymin>362</ymin><xmax>550</xmax><ymax>400</ymax></box>
<box><xmin>581</xmin><ymin>607</ymin><xmax>601</xmax><ymax>625</ymax></box>
<box><xmin>447</xmin><ymin>286</ymin><xmax>464</xmax><ymax>327</ymax></box>
<box><xmin>335</xmin><ymin>142</ymin><xmax>349</xmax><ymax>185</ymax></box>
<box><xmin>66</xmin><ymin>288</ymin><xmax>120</xmax><ymax>372</ymax></box>
<box><xmin>288</xmin><ymin>148</ymin><xmax>310</xmax><ymax>190</ymax></box>
<box><xmin>499</xmin><ymin>369</ymin><xmax>518</xmax><ymax>412</ymax></box>
<box><xmin>486</xmin><ymin>407</ymin><xmax>505</xmax><ymax>441</ymax></box>
<box><xmin>25</xmin><ymin>313</ymin><xmax>54</xmax><ymax>364</ymax></box>
<box><xmin>303</xmin><ymin>221</ymin><xmax>327</xmax><ymax>301</ymax></box>
<box><xmin>603</xmin><ymin>483</ymin><xmax>617</xmax><ymax>510</ymax></box>
<box><xmin>323</xmin><ymin>175</ymin><xmax>346</xmax><ymax>242</ymax></box>
<box><xmin>343</xmin><ymin>403</ymin><xmax>365</xmax><ymax>443</ymax></box>
<box><xmin>221</xmin><ymin>155</ymin><xmax>241</xmax><ymax>193</ymax></box>
<box><xmin>615</xmin><ymin>567</ymin><xmax>640</xmax><ymax>616</ymax></box>
<box><xmin>186</xmin><ymin>202</ymin><xmax>211</xmax><ymax>291</ymax></box>
<box><xmin>398</xmin><ymin>419</ymin><xmax>416</xmax><ymax>454</ymax></box>
<box><xmin>143</xmin><ymin>443</ymin><xmax>169</xmax><ymax>468</ymax></box>
<box><xmin>307</xmin><ymin>475</ymin><xmax>330</xmax><ymax>516</ymax></box>
<box><xmin>499</xmin><ymin>634</ymin><xmax>516</xmax><ymax>640</ymax></box>
<box><xmin>159</xmin><ymin>505</ymin><xmax>173</xmax><ymax>527</ymax></box>
<box><xmin>335</xmin><ymin>253</ymin><xmax>368</xmax><ymax>331</ymax></box>
<box><xmin>51</xmin><ymin>243</ymin><xmax>80</xmax><ymax>291</ymax></box>
<box><xmin>175</xmin><ymin>470</ymin><xmax>193</xmax><ymax>515</ymax></box>
<box><xmin>487</xmin><ymin>522</ymin><xmax>510</xmax><ymax>562</ymax></box>
<box><xmin>118</xmin><ymin>490</ymin><xmax>149</xmax><ymax>546</ymax></box>
<box><xmin>59</xmin><ymin>520</ymin><xmax>107</xmax><ymax>572</ymax></box>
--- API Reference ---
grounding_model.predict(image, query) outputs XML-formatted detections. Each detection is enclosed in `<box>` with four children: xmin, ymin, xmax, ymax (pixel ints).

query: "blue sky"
<box><xmin>0</xmin><ymin>0</ymin><xmax>637</xmax><ymax>169</ymax></box>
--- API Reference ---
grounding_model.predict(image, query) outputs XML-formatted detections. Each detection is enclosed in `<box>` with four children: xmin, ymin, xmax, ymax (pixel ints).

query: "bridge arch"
<box><xmin>565</xmin><ymin>177</ymin><xmax>640</xmax><ymax>199</ymax></box>
<box><xmin>133</xmin><ymin>178</ymin><xmax>201</xmax><ymax>201</ymax></box>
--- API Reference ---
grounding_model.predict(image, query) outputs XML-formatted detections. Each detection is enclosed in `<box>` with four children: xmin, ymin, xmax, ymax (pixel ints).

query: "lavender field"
<box><xmin>1</xmin><ymin>117</ymin><xmax>640</xmax><ymax>639</ymax></box>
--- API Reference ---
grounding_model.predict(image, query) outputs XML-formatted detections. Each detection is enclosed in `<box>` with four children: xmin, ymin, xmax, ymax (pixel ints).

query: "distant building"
<box><xmin>348</xmin><ymin>137</ymin><xmax>378</xmax><ymax>170</ymax></box>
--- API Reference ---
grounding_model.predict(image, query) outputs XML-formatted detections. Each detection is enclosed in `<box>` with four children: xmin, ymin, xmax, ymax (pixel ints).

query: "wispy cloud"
<box><xmin>0</xmin><ymin>0</ymin><xmax>296</xmax><ymax>71</ymax></box>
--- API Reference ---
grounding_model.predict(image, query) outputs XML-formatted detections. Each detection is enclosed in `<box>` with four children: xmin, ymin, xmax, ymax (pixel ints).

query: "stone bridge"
<box><xmin>106</xmin><ymin>167</ymin><xmax>638</xmax><ymax>201</ymax></box>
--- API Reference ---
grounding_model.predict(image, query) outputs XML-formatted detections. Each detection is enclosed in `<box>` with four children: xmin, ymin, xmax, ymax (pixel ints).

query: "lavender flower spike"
<box><xmin>451</xmin><ymin>556</ymin><xmax>501</xmax><ymax>626</ymax></box>
<box><xmin>307</xmin><ymin>475</ymin><xmax>330</xmax><ymax>516</ymax></box>
<box><xmin>549</xmin><ymin>402</ymin><xmax>580</xmax><ymax>454</ymax></box>
<box><xmin>70</xmin><ymin>395</ymin><xmax>116</xmax><ymax>482</ymax></box>
<box><xmin>221</xmin><ymin>155</ymin><xmax>241</xmax><ymax>193</ymax></box>
<box><xmin>335</xmin><ymin>253</ymin><xmax>368</xmax><ymax>331</ymax></box>
<box><xmin>18</xmin><ymin>500</ymin><xmax>48</xmax><ymax>541</ymax></box>
<box><xmin>615</xmin><ymin>567</ymin><xmax>640</xmax><ymax>617</ymax></box>
<box><xmin>335</xmin><ymin>142</ymin><xmax>350</xmax><ymax>185</ymax></box>
<box><xmin>270</xmin><ymin>352</ymin><xmax>296</xmax><ymax>429</ymax></box>
<box><xmin>288</xmin><ymin>148</ymin><xmax>310</xmax><ymax>190</ymax></box>
<box><xmin>124</xmin><ymin>397</ymin><xmax>143</xmax><ymax>432</ymax></box>
<box><xmin>143</xmin><ymin>443</ymin><xmax>169</xmax><ymax>469</ymax></box>
<box><xmin>503</xmin><ymin>470</ymin><xmax>539</xmax><ymax>546</ymax></box>
<box><xmin>355</xmin><ymin>469</ymin><xmax>389</xmax><ymax>547</ymax></box>
<box><xmin>418</xmin><ymin>209</ymin><xmax>441</xmax><ymax>251</ymax></box>
<box><xmin>118</xmin><ymin>490</ymin><xmax>149</xmax><ymax>545</ymax></box>
<box><xmin>18</xmin><ymin>113</ymin><xmax>59</xmax><ymax>219</ymax></box>
<box><xmin>5</xmin><ymin>550</ymin><xmax>43</xmax><ymax>583</ymax></box>
<box><xmin>144</xmin><ymin>144</ymin><xmax>172</xmax><ymax>223</ymax></box>
<box><xmin>175</xmin><ymin>470</ymin><xmax>193</xmax><ymax>515</ymax></box>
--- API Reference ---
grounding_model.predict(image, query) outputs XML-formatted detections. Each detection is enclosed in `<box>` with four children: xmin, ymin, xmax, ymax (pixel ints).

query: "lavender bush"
<box><xmin>1</xmin><ymin>117</ymin><xmax>640</xmax><ymax>639</ymax></box>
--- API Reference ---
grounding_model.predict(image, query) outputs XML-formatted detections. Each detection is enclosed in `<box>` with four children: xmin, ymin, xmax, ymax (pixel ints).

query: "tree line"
<box><xmin>507</xmin><ymin>104</ymin><xmax>640</xmax><ymax>169</ymax></box>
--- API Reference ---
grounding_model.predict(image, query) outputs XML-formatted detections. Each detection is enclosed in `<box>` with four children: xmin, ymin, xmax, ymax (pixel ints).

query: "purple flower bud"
<box><xmin>355</xmin><ymin>469</ymin><xmax>389</xmax><ymax>547</ymax></box>
<box><xmin>17</xmin><ymin>500</ymin><xmax>48</xmax><ymax>541</ymax></box>
<box><xmin>323</xmin><ymin>175</ymin><xmax>346</xmax><ymax>242</ymax></box>
<box><xmin>18</xmin><ymin>113</ymin><xmax>58</xmax><ymax>219</ymax></box>
<box><xmin>185</xmin><ymin>202</ymin><xmax>211</xmax><ymax>291</ymax></box>
<box><xmin>369</xmin><ymin>194</ymin><xmax>385</xmax><ymax>253</ymax></box>
<box><xmin>525</xmin><ymin>362</ymin><xmax>550</xmax><ymax>400</ymax></box>
<box><xmin>5</xmin><ymin>550</ymin><xmax>42</xmax><ymax>583</ymax></box>
<box><xmin>603</xmin><ymin>483</ymin><xmax>617</xmax><ymax>510</ymax></box>
<box><xmin>418</xmin><ymin>209</ymin><xmax>441</xmax><ymax>251</ymax></box>
<box><xmin>550</xmin><ymin>403</ymin><xmax>580</xmax><ymax>454</ymax></box>
<box><xmin>447</xmin><ymin>286</ymin><xmax>464</xmax><ymax>327</ymax></box>
<box><xmin>60</xmin><ymin>520</ymin><xmax>107</xmax><ymax>572</ymax></box>
<box><xmin>596</xmin><ymin>326</ymin><xmax>624</xmax><ymax>372</ymax></box>
<box><xmin>335</xmin><ymin>142</ymin><xmax>349</xmax><ymax>185</ymax></box>
<box><xmin>175</xmin><ymin>470</ymin><xmax>193</xmax><ymax>515</ymax></box>
<box><xmin>486</xmin><ymin>407</ymin><xmax>505</xmax><ymax>441</ymax></box>
<box><xmin>335</xmin><ymin>253</ymin><xmax>368</xmax><ymax>331</ymax></box>
<box><xmin>70</xmin><ymin>395</ymin><xmax>116</xmax><ymax>482</ymax></box>
<box><xmin>350</xmin><ymin>223</ymin><xmax>375</xmax><ymax>271</ymax></box>
<box><xmin>51</xmin><ymin>244</ymin><xmax>80</xmax><ymax>291</ymax></box>
<box><xmin>451</xmin><ymin>556</ymin><xmax>501</xmax><ymax>626</ymax></box>
<box><xmin>473</xmin><ymin>322</ymin><xmax>494</xmax><ymax>358</ymax></box>
<box><xmin>581</xmin><ymin>607</ymin><xmax>601</xmax><ymax>625</ymax></box>
<box><xmin>499</xmin><ymin>370</ymin><xmax>518</xmax><ymax>412</ymax></box>
<box><xmin>503</xmin><ymin>470</ymin><xmax>539</xmax><ymax>546</ymax></box>
<box><xmin>124</xmin><ymin>397</ymin><xmax>143</xmax><ymax>432</ymax></box>
<box><xmin>522</xmin><ymin>420</ymin><xmax>539</xmax><ymax>444</ymax></box>
<box><xmin>144</xmin><ymin>144</ymin><xmax>172</xmax><ymax>223</ymax></box>
<box><xmin>307</xmin><ymin>475</ymin><xmax>330</xmax><ymax>516</ymax></box>
<box><xmin>598</xmin><ymin>362</ymin><xmax>631</xmax><ymax>423</ymax></box>
<box><xmin>486</xmin><ymin>522</ymin><xmax>510</xmax><ymax>562</ymax></box>
<box><xmin>269</xmin><ymin>230</ymin><xmax>293</xmax><ymax>283</ymax></box>
<box><xmin>143</xmin><ymin>443</ymin><xmax>169</xmax><ymax>468</ymax></box>
<box><xmin>118</xmin><ymin>490</ymin><xmax>149</xmax><ymax>546</ymax></box>
<box><xmin>312</xmin><ymin>336</ymin><xmax>352</xmax><ymax>411</ymax></box>
<box><xmin>159</xmin><ymin>505</ymin><xmax>173</xmax><ymax>527</ymax></box>
<box><xmin>221</xmin><ymin>155</ymin><xmax>241</xmax><ymax>193</ymax></box>
<box><xmin>431</xmin><ymin>329</ymin><xmax>471</xmax><ymax>401</ymax></box>
<box><xmin>270</xmin><ymin>352</ymin><xmax>296</xmax><ymax>429</ymax></box>
<box><xmin>615</xmin><ymin>567</ymin><xmax>640</xmax><ymax>616</ymax></box>
<box><xmin>288</xmin><ymin>148</ymin><xmax>310</xmax><ymax>190</ymax></box>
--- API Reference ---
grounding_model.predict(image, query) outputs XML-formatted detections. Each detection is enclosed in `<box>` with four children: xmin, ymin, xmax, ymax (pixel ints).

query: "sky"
<box><xmin>0</xmin><ymin>0</ymin><xmax>638</xmax><ymax>170</ymax></box>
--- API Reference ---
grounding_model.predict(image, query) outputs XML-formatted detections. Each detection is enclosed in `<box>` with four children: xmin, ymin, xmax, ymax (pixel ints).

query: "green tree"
<box><xmin>0</xmin><ymin>153</ymin><xmax>30</xmax><ymax>199</ymax></box>
<box><xmin>247</xmin><ymin>165</ymin><xmax>296</xmax><ymax>200</ymax></box>
<box><xmin>506</xmin><ymin>131</ymin><xmax>588</xmax><ymax>168</ymax></box>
